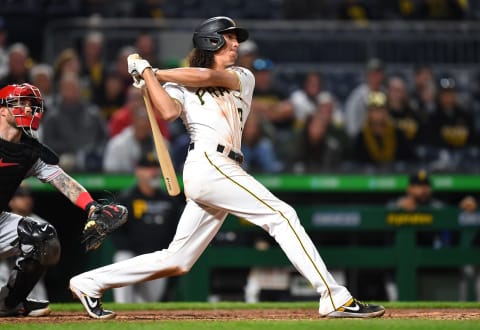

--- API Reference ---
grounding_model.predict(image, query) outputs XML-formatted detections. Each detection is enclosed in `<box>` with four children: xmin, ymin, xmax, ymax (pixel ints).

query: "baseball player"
<box><xmin>70</xmin><ymin>16</ymin><xmax>385</xmax><ymax>319</ymax></box>
<box><xmin>0</xmin><ymin>83</ymin><xmax>127</xmax><ymax>317</ymax></box>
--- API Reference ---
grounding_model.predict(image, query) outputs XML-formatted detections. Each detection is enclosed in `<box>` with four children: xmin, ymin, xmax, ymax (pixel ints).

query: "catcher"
<box><xmin>0</xmin><ymin>83</ymin><xmax>127</xmax><ymax>317</ymax></box>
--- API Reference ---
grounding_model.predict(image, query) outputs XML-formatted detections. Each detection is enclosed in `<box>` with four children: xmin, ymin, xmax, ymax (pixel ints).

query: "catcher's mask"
<box><xmin>0</xmin><ymin>83</ymin><xmax>44</xmax><ymax>138</ymax></box>
<box><xmin>193</xmin><ymin>16</ymin><xmax>249</xmax><ymax>52</ymax></box>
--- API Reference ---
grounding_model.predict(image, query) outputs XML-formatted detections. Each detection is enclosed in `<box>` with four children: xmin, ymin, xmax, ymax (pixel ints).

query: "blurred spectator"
<box><xmin>0</xmin><ymin>17</ymin><xmax>8</xmax><ymax>80</ymax></box>
<box><xmin>110</xmin><ymin>46</ymin><xmax>140</xmax><ymax>92</ymax></box>
<box><xmin>81</xmin><ymin>31</ymin><xmax>106</xmax><ymax>105</ymax></box>
<box><xmin>111</xmin><ymin>151</ymin><xmax>182</xmax><ymax>303</ymax></box>
<box><xmin>41</xmin><ymin>72</ymin><xmax>108</xmax><ymax>172</ymax></box>
<box><xmin>4</xmin><ymin>185</ymin><xmax>49</xmax><ymax>301</ymax></box>
<box><xmin>352</xmin><ymin>91</ymin><xmax>417</xmax><ymax>168</ymax></box>
<box><xmin>108</xmin><ymin>85</ymin><xmax>170</xmax><ymax>139</ymax></box>
<box><xmin>319</xmin><ymin>91</ymin><xmax>345</xmax><ymax>128</ymax></box>
<box><xmin>53</xmin><ymin>48</ymin><xmax>91</xmax><ymax>101</ymax></box>
<box><xmin>386</xmin><ymin>169</ymin><xmax>478</xmax><ymax>300</ymax></box>
<box><xmin>337</xmin><ymin>0</ymin><xmax>372</xmax><ymax>22</ymax></box>
<box><xmin>53</xmin><ymin>48</ymin><xmax>81</xmax><ymax>81</ymax></box>
<box><xmin>0</xmin><ymin>43</ymin><xmax>31</xmax><ymax>86</ymax></box>
<box><xmin>289</xmin><ymin>71</ymin><xmax>325</xmax><ymax>129</ymax></box>
<box><xmin>135</xmin><ymin>31</ymin><xmax>161</xmax><ymax>68</ymax></box>
<box><xmin>109</xmin><ymin>86</ymin><xmax>144</xmax><ymax>137</ymax></box>
<box><xmin>103</xmin><ymin>104</ymin><xmax>154</xmax><ymax>173</ymax></box>
<box><xmin>427</xmin><ymin>76</ymin><xmax>477</xmax><ymax>168</ymax></box>
<box><xmin>236</xmin><ymin>40</ymin><xmax>258</xmax><ymax>71</ymax></box>
<box><xmin>251</xmin><ymin>58</ymin><xmax>295</xmax><ymax>160</ymax></box>
<box><xmin>387</xmin><ymin>169</ymin><xmax>445</xmax><ymax>212</ymax></box>
<box><xmin>344</xmin><ymin>58</ymin><xmax>386</xmax><ymax>138</ymax></box>
<box><xmin>293</xmin><ymin>92</ymin><xmax>351</xmax><ymax>172</ymax></box>
<box><xmin>241</xmin><ymin>111</ymin><xmax>284</xmax><ymax>173</ymax></box>
<box><xmin>97</xmin><ymin>71</ymin><xmax>125</xmax><ymax>120</ymax></box>
<box><xmin>29</xmin><ymin>64</ymin><xmax>55</xmax><ymax>113</ymax></box>
<box><xmin>415</xmin><ymin>0</ymin><xmax>468</xmax><ymax>20</ymax></box>
<box><xmin>410</xmin><ymin>65</ymin><xmax>436</xmax><ymax>115</ymax></box>
<box><xmin>386</xmin><ymin>75</ymin><xmax>427</xmax><ymax>145</ymax></box>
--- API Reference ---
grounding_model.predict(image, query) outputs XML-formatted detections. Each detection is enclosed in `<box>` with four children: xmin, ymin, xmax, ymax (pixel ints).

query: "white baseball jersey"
<box><xmin>70</xmin><ymin>66</ymin><xmax>352</xmax><ymax>316</ymax></box>
<box><xmin>164</xmin><ymin>66</ymin><xmax>254</xmax><ymax>153</ymax></box>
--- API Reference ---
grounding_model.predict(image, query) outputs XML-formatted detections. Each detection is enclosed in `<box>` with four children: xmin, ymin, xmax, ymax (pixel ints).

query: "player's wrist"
<box><xmin>76</xmin><ymin>191</ymin><xmax>95</xmax><ymax>211</ymax></box>
<box><xmin>137</xmin><ymin>60</ymin><xmax>152</xmax><ymax>76</ymax></box>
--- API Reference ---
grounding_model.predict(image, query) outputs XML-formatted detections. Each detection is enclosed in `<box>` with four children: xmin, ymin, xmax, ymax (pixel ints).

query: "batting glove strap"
<box><xmin>127</xmin><ymin>58</ymin><xmax>152</xmax><ymax>77</ymax></box>
<box><xmin>132</xmin><ymin>76</ymin><xmax>146</xmax><ymax>89</ymax></box>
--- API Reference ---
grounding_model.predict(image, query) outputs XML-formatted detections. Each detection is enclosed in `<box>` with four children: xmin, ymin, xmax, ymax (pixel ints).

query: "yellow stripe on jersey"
<box><xmin>204</xmin><ymin>152</ymin><xmax>336</xmax><ymax>310</ymax></box>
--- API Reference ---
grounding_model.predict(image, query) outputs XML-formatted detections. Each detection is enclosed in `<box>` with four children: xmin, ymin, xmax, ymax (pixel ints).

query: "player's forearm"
<box><xmin>50</xmin><ymin>172</ymin><xmax>91</xmax><ymax>208</ymax></box>
<box><xmin>144</xmin><ymin>69</ymin><xmax>182</xmax><ymax>122</ymax></box>
<box><xmin>155</xmin><ymin>67</ymin><xmax>239</xmax><ymax>90</ymax></box>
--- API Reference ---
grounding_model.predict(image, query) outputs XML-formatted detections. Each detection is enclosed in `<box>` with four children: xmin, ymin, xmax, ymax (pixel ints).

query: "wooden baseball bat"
<box><xmin>128</xmin><ymin>53</ymin><xmax>181</xmax><ymax>196</ymax></box>
<box><xmin>142</xmin><ymin>88</ymin><xmax>181</xmax><ymax>196</ymax></box>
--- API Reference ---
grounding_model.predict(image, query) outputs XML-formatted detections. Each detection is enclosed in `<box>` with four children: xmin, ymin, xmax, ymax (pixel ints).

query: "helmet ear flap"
<box><xmin>193</xmin><ymin>32</ymin><xmax>225</xmax><ymax>52</ymax></box>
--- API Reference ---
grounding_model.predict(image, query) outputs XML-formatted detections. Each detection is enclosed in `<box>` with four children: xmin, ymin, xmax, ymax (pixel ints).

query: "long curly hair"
<box><xmin>187</xmin><ymin>48</ymin><xmax>215</xmax><ymax>68</ymax></box>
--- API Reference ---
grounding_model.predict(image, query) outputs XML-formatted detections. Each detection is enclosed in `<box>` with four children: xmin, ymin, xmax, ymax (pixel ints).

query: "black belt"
<box><xmin>188</xmin><ymin>143</ymin><xmax>244</xmax><ymax>164</ymax></box>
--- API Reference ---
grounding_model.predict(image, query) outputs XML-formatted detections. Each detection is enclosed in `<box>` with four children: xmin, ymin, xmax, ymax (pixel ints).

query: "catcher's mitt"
<box><xmin>82</xmin><ymin>202</ymin><xmax>128</xmax><ymax>252</ymax></box>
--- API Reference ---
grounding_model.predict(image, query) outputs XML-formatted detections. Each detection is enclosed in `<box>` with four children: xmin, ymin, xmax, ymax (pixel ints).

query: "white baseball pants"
<box><xmin>70</xmin><ymin>146</ymin><xmax>352</xmax><ymax>315</ymax></box>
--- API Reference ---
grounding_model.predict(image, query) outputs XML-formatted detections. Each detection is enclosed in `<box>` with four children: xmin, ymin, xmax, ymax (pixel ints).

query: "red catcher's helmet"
<box><xmin>193</xmin><ymin>16</ymin><xmax>248</xmax><ymax>52</ymax></box>
<box><xmin>0</xmin><ymin>83</ymin><xmax>44</xmax><ymax>136</ymax></box>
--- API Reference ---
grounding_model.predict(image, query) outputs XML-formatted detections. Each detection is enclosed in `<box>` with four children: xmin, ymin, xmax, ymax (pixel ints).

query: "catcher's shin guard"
<box><xmin>2</xmin><ymin>260</ymin><xmax>47</xmax><ymax>309</ymax></box>
<box><xmin>3</xmin><ymin>217</ymin><xmax>61</xmax><ymax>309</ymax></box>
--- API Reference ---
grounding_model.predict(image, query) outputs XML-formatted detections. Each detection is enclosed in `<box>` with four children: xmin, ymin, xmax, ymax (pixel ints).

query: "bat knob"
<box><xmin>128</xmin><ymin>53</ymin><xmax>141</xmax><ymax>61</ymax></box>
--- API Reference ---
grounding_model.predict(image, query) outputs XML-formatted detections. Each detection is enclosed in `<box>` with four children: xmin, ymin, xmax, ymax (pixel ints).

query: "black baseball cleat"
<box><xmin>0</xmin><ymin>298</ymin><xmax>51</xmax><ymax>317</ymax></box>
<box><xmin>326</xmin><ymin>298</ymin><xmax>385</xmax><ymax>318</ymax></box>
<box><xmin>22</xmin><ymin>299</ymin><xmax>51</xmax><ymax>317</ymax></box>
<box><xmin>69</xmin><ymin>284</ymin><xmax>115</xmax><ymax>320</ymax></box>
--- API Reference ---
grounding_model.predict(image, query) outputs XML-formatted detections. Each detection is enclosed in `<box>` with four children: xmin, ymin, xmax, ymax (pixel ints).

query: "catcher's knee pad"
<box><xmin>17</xmin><ymin>217</ymin><xmax>61</xmax><ymax>266</ymax></box>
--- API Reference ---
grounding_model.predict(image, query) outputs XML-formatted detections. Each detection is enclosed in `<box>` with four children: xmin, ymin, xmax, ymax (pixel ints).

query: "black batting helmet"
<box><xmin>193</xmin><ymin>16</ymin><xmax>249</xmax><ymax>52</ymax></box>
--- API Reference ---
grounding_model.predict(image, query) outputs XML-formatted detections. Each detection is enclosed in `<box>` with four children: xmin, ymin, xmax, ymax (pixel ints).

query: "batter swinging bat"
<box><xmin>128</xmin><ymin>54</ymin><xmax>181</xmax><ymax>196</ymax></box>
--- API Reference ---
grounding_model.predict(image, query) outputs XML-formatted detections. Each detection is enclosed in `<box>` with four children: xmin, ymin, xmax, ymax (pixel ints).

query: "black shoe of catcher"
<box><xmin>0</xmin><ymin>298</ymin><xmax>51</xmax><ymax>317</ymax></box>
<box><xmin>22</xmin><ymin>299</ymin><xmax>51</xmax><ymax>317</ymax></box>
<box><xmin>69</xmin><ymin>284</ymin><xmax>115</xmax><ymax>319</ymax></box>
<box><xmin>326</xmin><ymin>298</ymin><xmax>385</xmax><ymax>318</ymax></box>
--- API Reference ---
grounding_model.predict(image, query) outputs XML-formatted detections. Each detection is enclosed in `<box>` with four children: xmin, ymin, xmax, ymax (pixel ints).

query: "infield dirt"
<box><xmin>0</xmin><ymin>308</ymin><xmax>479</xmax><ymax>323</ymax></box>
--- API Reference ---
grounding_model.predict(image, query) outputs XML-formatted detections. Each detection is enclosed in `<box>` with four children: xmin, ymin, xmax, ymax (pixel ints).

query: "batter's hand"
<box><xmin>82</xmin><ymin>202</ymin><xmax>128</xmax><ymax>252</ymax></box>
<box><xmin>127</xmin><ymin>53</ymin><xmax>152</xmax><ymax>77</ymax></box>
<box><xmin>131</xmin><ymin>76</ymin><xmax>146</xmax><ymax>89</ymax></box>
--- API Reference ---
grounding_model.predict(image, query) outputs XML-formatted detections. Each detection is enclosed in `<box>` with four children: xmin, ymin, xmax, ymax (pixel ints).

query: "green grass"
<box><xmin>1</xmin><ymin>320</ymin><xmax>479</xmax><ymax>330</ymax></box>
<box><xmin>1</xmin><ymin>301</ymin><xmax>479</xmax><ymax>330</ymax></box>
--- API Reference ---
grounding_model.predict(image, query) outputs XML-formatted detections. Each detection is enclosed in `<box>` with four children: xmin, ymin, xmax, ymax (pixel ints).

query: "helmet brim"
<box><xmin>220</xmin><ymin>27</ymin><xmax>249</xmax><ymax>43</ymax></box>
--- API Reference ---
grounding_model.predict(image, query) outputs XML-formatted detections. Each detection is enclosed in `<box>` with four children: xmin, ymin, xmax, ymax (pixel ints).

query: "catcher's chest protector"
<box><xmin>0</xmin><ymin>137</ymin><xmax>39</xmax><ymax>211</ymax></box>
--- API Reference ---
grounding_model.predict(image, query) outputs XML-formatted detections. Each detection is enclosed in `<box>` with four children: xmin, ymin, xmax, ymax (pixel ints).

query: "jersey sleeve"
<box><xmin>27</xmin><ymin>159</ymin><xmax>64</xmax><ymax>183</ymax></box>
<box><xmin>228</xmin><ymin>66</ymin><xmax>255</xmax><ymax>106</ymax></box>
<box><xmin>163</xmin><ymin>82</ymin><xmax>185</xmax><ymax>105</ymax></box>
